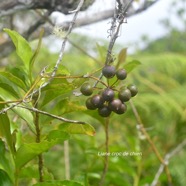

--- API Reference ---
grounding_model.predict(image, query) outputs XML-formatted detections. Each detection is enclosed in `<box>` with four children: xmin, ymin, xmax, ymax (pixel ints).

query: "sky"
<box><xmin>51</xmin><ymin>0</ymin><xmax>178</xmax><ymax>53</ymax></box>
<box><xmin>73</xmin><ymin>0</ymin><xmax>172</xmax><ymax>51</ymax></box>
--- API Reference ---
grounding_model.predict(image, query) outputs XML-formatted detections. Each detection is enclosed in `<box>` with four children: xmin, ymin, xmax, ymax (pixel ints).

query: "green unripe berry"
<box><xmin>116</xmin><ymin>69</ymin><xmax>127</xmax><ymax>80</ymax></box>
<box><xmin>86</xmin><ymin>97</ymin><xmax>97</xmax><ymax>110</ymax></box>
<box><xmin>80</xmin><ymin>83</ymin><xmax>93</xmax><ymax>96</ymax></box>
<box><xmin>118</xmin><ymin>88</ymin><xmax>131</xmax><ymax>102</ymax></box>
<box><xmin>127</xmin><ymin>84</ymin><xmax>138</xmax><ymax>97</ymax></box>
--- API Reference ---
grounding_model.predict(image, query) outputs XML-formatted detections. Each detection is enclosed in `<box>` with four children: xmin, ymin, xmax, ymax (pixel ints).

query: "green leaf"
<box><xmin>72</xmin><ymin>78</ymin><xmax>86</xmax><ymax>89</ymax></box>
<box><xmin>0</xmin><ymin>72</ymin><xmax>27</xmax><ymax>92</ymax></box>
<box><xmin>96</xmin><ymin>43</ymin><xmax>107</xmax><ymax>61</ymax></box>
<box><xmin>19</xmin><ymin>165</ymin><xmax>54</xmax><ymax>180</ymax></box>
<box><xmin>0</xmin><ymin>103</ymin><xmax>15</xmax><ymax>154</ymax></box>
<box><xmin>13</xmin><ymin>107</ymin><xmax>35</xmax><ymax>133</ymax></box>
<box><xmin>57</xmin><ymin>65</ymin><xmax>70</xmax><ymax>76</ymax></box>
<box><xmin>46</xmin><ymin>65</ymin><xmax>70</xmax><ymax>76</ymax></box>
<box><xmin>15</xmin><ymin>131</ymin><xmax>70</xmax><ymax>169</ymax></box>
<box><xmin>0</xmin><ymin>85</ymin><xmax>35</xmax><ymax>133</ymax></box>
<box><xmin>3</xmin><ymin>28</ymin><xmax>33</xmax><ymax>72</ymax></box>
<box><xmin>116</xmin><ymin>48</ymin><xmax>127</xmax><ymax>68</ymax></box>
<box><xmin>55</xmin><ymin>100</ymin><xmax>86</xmax><ymax>115</ymax></box>
<box><xmin>59</xmin><ymin>123</ymin><xmax>96</xmax><ymax>136</ymax></box>
<box><xmin>0</xmin><ymin>140</ymin><xmax>14</xmax><ymax>182</ymax></box>
<box><xmin>0</xmin><ymin>86</ymin><xmax>35</xmax><ymax>133</ymax></box>
<box><xmin>15</xmin><ymin>142</ymin><xmax>50</xmax><ymax>169</ymax></box>
<box><xmin>0</xmin><ymin>83</ymin><xmax>20</xmax><ymax>99</ymax></box>
<box><xmin>0</xmin><ymin>169</ymin><xmax>13</xmax><ymax>186</ymax></box>
<box><xmin>29</xmin><ymin>29</ymin><xmax>44</xmax><ymax>80</ymax></box>
<box><xmin>124</xmin><ymin>60</ymin><xmax>141</xmax><ymax>73</ymax></box>
<box><xmin>46</xmin><ymin>130</ymin><xmax>70</xmax><ymax>142</ymax></box>
<box><xmin>9</xmin><ymin>67</ymin><xmax>30</xmax><ymax>88</ymax></box>
<box><xmin>41</xmin><ymin>88</ymin><xmax>73</xmax><ymax>107</ymax></box>
<box><xmin>41</xmin><ymin>79</ymin><xmax>74</xmax><ymax>106</ymax></box>
<box><xmin>33</xmin><ymin>180</ymin><xmax>83</xmax><ymax>186</ymax></box>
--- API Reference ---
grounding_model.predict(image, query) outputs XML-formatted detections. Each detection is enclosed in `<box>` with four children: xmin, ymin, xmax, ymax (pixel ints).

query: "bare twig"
<box><xmin>129</xmin><ymin>100</ymin><xmax>173</xmax><ymax>185</ymax></box>
<box><xmin>130</xmin><ymin>100</ymin><xmax>164</xmax><ymax>163</ymax></box>
<box><xmin>18</xmin><ymin>105</ymin><xmax>86</xmax><ymax>124</ymax></box>
<box><xmin>94</xmin><ymin>0</ymin><xmax>133</xmax><ymax>87</ymax></box>
<box><xmin>116</xmin><ymin>0</ymin><xmax>123</xmax><ymax>8</ymax></box>
<box><xmin>35</xmin><ymin>0</ymin><xmax>85</xmax><ymax>91</ymax></box>
<box><xmin>0</xmin><ymin>101</ymin><xmax>23</xmax><ymax>114</ymax></box>
<box><xmin>105</xmin><ymin>0</ymin><xmax>133</xmax><ymax>65</ymax></box>
<box><xmin>54</xmin><ymin>0</ymin><xmax>84</xmax><ymax>70</ymax></box>
<box><xmin>151</xmin><ymin>139</ymin><xmax>186</xmax><ymax>186</ymax></box>
<box><xmin>166</xmin><ymin>140</ymin><xmax>186</xmax><ymax>159</ymax></box>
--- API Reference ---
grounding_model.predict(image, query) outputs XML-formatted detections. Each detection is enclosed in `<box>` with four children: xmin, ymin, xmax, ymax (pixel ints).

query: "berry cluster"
<box><xmin>80</xmin><ymin>65</ymin><xmax>138</xmax><ymax>117</ymax></box>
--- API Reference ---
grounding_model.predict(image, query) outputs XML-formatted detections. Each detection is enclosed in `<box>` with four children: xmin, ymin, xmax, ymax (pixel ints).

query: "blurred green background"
<box><xmin>15</xmin><ymin>29</ymin><xmax>186</xmax><ymax>185</ymax></box>
<box><xmin>1</xmin><ymin>0</ymin><xmax>186</xmax><ymax>186</ymax></box>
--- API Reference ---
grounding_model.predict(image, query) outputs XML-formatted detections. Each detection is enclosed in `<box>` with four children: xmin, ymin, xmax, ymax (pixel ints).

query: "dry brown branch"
<box><xmin>0</xmin><ymin>0</ymin><xmax>160</xmax><ymax>58</ymax></box>
<box><xmin>0</xmin><ymin>0</ymin><xmax>95</xmax><ymax>16</ymax></box>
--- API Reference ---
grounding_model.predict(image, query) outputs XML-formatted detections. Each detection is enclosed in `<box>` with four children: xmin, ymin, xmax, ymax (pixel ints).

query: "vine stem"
<box><xmin>64</xmin><ymin>140</ymin><xmax>70</xmax><ymax>180</ymax></box>
<box><xmin>34</xmin><ymin>103</ymin><xmax>44</xmax><ymax>182</ymax></box>
<box><xmin>15</xmin><ymin>169</ymin><xmax>19</xmax><ymax>186</ymax></box>
<box><xmin>129</xmin><ymin>100</ymin><xmax>172</xmax><ymax>185</ymax></box>
<box><xmin>44</xmin><ymin>74</ymin><xmax>108</xmax><ymax>87</ymax></box>
<box><xmin>99</xmin><ymin>117</ymin><xmax>110</xmax><ymax>186</ymax></box>
<box><xmin>94</xmin><ymin>0</ymin><xmax>134</xmax><ymax>88</ymax></box>
<box><xmin>105</xmin><ymin>0</ymin><xmax>134</xmax><ymax>65</ymax></box>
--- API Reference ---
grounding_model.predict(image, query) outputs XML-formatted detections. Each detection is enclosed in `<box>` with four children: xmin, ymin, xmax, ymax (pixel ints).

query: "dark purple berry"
<box><xmin>80</xmin><ymin>83</ymin><xmax>93</xmax><ymax>96</ymax></box>
<box><xmin>115</xmin><ymin>103</ymin><xmax>127</xmax><ymax>114</ymax></box>
<box><xmin>102</xmin><ymin>88</ymin><xmax>115</xmax><ymax>101</ymax></box>
<box><xmin>108</xmin><ymin>99</ymin><xmax>122</xmax><ymax>112</ymax></box>
<box><xmin>102</xmin><ymin>65</ymin><xmax>116</xmax><ymax>79</ymax></box>
<box><xmin>98</xmin><ymin>106</ymin><xmax>112</xmax><ymax>117</ymax></box>
<box><xmin>116</xmin><ymin>69</ymin><xmax>127</xmax><ymax>80</ymax></box>
<box><xmin>91</xmin><ymin>95</ymin><xmax>104</xmax><ymax>108</ymax></box>
<box><xmin>118</xmin><ymin>88</ymin><xmax>131</xmax><ymax>102</ymax></box>
<box><xmin>86</xmin><ymin>97</ymin><xmax>97</xmax><ymax>110</ymax></box>
<box><xmin>127</xmin><ymin>84</ymin><xmax>138</xmax><ymax>97</ymax></box>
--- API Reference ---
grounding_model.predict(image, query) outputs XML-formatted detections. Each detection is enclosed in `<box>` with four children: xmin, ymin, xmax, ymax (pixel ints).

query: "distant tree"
<box><xmin>143</xmin><ymin>0</ymin><xmax>186</xmax><ymax>54</ymax></box>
